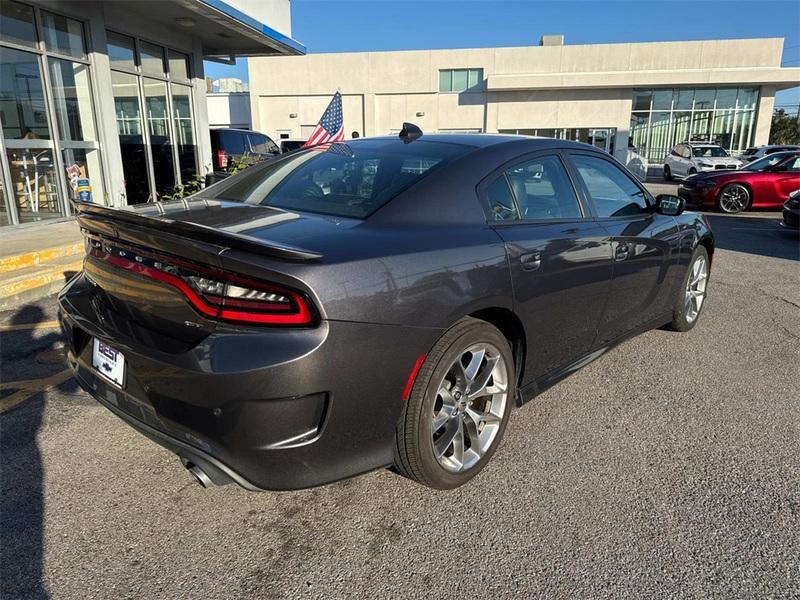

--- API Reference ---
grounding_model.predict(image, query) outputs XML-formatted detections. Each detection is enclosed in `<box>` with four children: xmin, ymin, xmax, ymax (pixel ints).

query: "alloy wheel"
<box><xmin>431</xmin><ymin>343</ymin><xmax>509</xmax><ymax>473</ymax></box>
<box><xmin>684</xmin><ymin>255</ymin><xmax>708</xmax><ymax>323</ymax></box>
<box><xmin>719</xmin><ymin>184</ymin><xmax>749</xmax><ymax>213</ymax></box>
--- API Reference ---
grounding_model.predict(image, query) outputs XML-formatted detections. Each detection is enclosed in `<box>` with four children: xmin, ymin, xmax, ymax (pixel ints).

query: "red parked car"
<box><xmin>677</xmin><ymin>151</ymin><xmax>800</xmax><ymax>213</ymax></box>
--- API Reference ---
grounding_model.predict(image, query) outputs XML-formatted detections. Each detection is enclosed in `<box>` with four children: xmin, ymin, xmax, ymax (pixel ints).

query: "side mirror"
<box><xmin>655</xmin><ymin>194</ymin><xmax>685</xmax><ymax>216</ymax></box>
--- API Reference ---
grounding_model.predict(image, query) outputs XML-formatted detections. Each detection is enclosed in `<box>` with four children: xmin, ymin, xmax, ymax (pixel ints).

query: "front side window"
<box><xmin>571</xmin><ymin>154</ymin><xmax>649</xmax><ymax>217</ymax></box>
<box><xmin>504</xmin><ymin>155</ymin><xmax>581</xmax><ymax>220</ymax></box>
<box><xmin>204</xmin><ymin>139</ymin><xmax>472</xmax><ymax>219</ymax></box>
<box><xmin>779</xmin><ymin>156</ymin><xmax>800</xmax><ymax>172</ymax></box>
<box><xmin>746</xmin><ymin>154</ymin><xmax>787</xmax><ymax>172</ymax></box>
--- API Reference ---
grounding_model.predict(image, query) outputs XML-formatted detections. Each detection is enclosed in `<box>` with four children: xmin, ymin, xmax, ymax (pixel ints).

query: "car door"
<box><xmin>772</xmin><ymin>155</ymin><xmax>800</xmax><ymax>199</ymax></box>
<box><xmin>566</xmin><ymin>151</ymin><xmax>680</xmax><ymax>345</ymax></box>
<box><xmin>480</xmin><ymin>152</ymin><xmax>614</xmax><ymax>382</ymax></box>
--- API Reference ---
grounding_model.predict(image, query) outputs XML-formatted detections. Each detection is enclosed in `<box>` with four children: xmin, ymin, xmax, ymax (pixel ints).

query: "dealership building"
<box><xmin>0</xmin><ymin>0</ymin><xmax>303</xmax><ymax>227</ymax></box>
<box><xmin>248</xmin><ymin>36</ymin><xmax>799</xmax><ymax>174</ymax></box>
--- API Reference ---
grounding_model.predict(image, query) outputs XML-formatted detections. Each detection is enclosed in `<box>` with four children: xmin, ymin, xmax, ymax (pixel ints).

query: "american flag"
<box><xmin>303</xmin><ymin>91</ymin><xmax>344</xmax><ymax>147</ymax></box>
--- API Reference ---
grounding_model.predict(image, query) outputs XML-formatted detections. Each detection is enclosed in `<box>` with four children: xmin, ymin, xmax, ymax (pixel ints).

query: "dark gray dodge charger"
<box><xmin>59</xmin><ymin>131</ymin><xmax>714</xmax><ymax>491</ymax></box>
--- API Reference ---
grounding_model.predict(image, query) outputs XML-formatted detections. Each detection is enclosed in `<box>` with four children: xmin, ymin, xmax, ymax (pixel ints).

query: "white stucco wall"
<box><xmin>247</xmin><ymin>38</ymin><xmax>799</xmax><ymax>157</ymax></box>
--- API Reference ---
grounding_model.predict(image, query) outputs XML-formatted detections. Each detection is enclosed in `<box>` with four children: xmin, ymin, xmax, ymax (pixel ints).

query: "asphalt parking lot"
<box><xmin>2</xmin><ymin>195</ymin><xmax>798</xmax><ymax>599</ymax></box>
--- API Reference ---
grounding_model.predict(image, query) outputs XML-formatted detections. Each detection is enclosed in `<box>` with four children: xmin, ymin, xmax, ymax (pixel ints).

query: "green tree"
<box><xmin>769</xmin><ymin>109</ymin><xmax>800</xmax><ymax>145</ymax></box>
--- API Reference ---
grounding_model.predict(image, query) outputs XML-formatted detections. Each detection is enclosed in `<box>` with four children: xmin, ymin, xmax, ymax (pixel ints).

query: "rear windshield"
<box><xmin>215</xmin><ymin>130</ymin><xmax>248</xmax><ymax>154</ymax></box>
<box><xmin>202</xmin><ymin>138</ymin><xmax>473</xmax><ymax>218</ymax></box>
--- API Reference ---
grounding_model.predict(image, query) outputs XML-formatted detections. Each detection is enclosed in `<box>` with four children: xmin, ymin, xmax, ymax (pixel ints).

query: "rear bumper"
<box><xmin>59</xmin><ymin>272</ymin><xmax>441</xmax><ymax>490</ymax></box>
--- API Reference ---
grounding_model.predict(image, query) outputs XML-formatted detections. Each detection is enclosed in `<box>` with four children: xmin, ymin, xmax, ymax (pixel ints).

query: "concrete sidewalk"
<box><xmin>0</xmin><ymin>219</ymin><xmax>83</xmax><ymax>311</ymax></box>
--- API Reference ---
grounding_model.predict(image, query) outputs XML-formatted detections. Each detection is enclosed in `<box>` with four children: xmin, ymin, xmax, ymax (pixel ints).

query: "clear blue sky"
<box><xmin>205</xmin><ymin>0</ymin><xmax>800</xmax><ymax>108</ymax></box>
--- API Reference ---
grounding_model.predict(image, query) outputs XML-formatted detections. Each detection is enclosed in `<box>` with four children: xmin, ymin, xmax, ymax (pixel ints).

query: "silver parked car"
<box><xmin>663</xmin><ymin>142</ymin><xmax>742</xmax><ymax>180</ymax></box>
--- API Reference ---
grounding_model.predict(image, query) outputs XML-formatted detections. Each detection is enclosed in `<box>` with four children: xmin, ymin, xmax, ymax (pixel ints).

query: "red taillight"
<box><xmin>217</xmin><ymin>149</ymin><xmax>229</xmax><ymax>169</ymax></box>
<box><xmin>88</xmin><ymin>238</ymin><xmax>314</xmax><ymax>326</ymax></box>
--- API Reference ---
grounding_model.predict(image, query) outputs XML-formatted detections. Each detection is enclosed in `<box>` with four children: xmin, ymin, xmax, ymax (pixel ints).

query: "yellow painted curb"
<box><xmin>0</xmin><ymin>242</ymin><xmax>84</xmax><ymax>273</ymax></box>
<box><xmin>0</xmin><ymin>259</ymin><xmax>84</xmax><ymax>299</ymax></box>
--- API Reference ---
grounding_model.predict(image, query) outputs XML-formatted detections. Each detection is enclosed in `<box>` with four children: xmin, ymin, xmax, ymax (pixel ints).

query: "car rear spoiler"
<box><xmin>73</xmin><ymin>202</ymin><xmax>323</xmax><ymax>262</ymax></box>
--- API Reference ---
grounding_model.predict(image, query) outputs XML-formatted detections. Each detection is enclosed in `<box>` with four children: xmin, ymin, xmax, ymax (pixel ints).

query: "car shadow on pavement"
<box><xmin>704</xmin><ymin>214</ymin><xmax>799</xmax><ymax>261</ymax></box>
<box><xmin>1</xmin><ymin>304</ymin><xmax>77</xmax><ymax>600</ymax></box>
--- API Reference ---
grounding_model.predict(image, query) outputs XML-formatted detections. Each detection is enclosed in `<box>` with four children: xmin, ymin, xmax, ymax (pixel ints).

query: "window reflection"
<box><xmin>111</xmin><ymin>71</ymin><xmax>149</xmax><ymax>203</ymax></box>
<box><xmin>41</xmin><ymin>11</ymin><xmax>86</xmax><ymax>59</ymax></box>
<box><xmin>0</xmin><ymin>46</ymin><xmax>50</xmax><ymax>139</ymax></box>
<box><xmin>171</xmin><ymin>84</ymin><xmax>197</xmax><ymax>185</ymax></box>
<box><xmin>143</xmin><ymin>78</ymin><xmax>174</xmax><ymax>197</ymax></box>
<box><xmin>0</xmin><ymin>1</ymin><xmax>37</xmax><ymax>48</ymax></box>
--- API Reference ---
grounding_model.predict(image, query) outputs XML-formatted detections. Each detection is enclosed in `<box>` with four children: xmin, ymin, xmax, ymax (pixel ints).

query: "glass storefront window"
<box><xmin>107</xmin><ymin>31</ymin><xmax>136</xmax><ymax>71</ymax></box>
<box><xmin>691</xmin><ymin>111</ymin><xmax>713</xmax><ymax>141</ymax></box>
<box><xmin>716</xmin><ymin>88</ymin><xmax>737</xmax><ymax>110</ymax></box>
<box><xmin>0</xmin><ymin>46</ymin><xmax>50</xmax><ymax>139</ymax></box>
<box><xmin>0</xmin><ymin>1</ymin><xmax>37</xmax><ymax>48</ymax></box>
<box><xmin>171</xmin><ymin>84</ymin><xmax>196</xmax><ymax>184</ymax></box>
<box><xmin>48</xmin><ymin>58</ymin><xmax>97</xmax><ymax>142</ymax></box>
<box><xmin>693</xmin><ymin>89</ymin><xmax>715</xmax><ymax>110</ymax></box>
<box><xmin>632</xmin><ymin>91</ymin><xmax>652</xmax><ymax>111</ymax></box>
<box><xmin>143</xmin><ymin>78</ymin><xmax>174</xmax><ymax>196</ymax></box>
<box><xmin>48</xmin><ymin>58</ymin><xmax>104</xmax><ymax>203</ymax></box>
<box><xmin>41</xmin><ymin>11</ymin><xmax>86</xmax><ymax>59</ymax></box>
<box><xmin>652</xmin><ymin>90</ymin><xmax>672</xmax><ymax>111</ymax></box>
<box><xmin>61</xmin><ymin>147</ymin><xmax>104</xmax><ymax>202</ymax></box>
<box><xmin>5</xmin><ymin>148</ymin><xmax>61</xmax><ymax>222</ymax></box>
<box><xmin>168</xmin><ymin>50</ymin><xmax>189</xmax><ymax>81</ymax></box>
<box><xmin>139</xmin><ymin>41</ymin><xmax>165</xmax><ymax>76</ymax></box>
<box><xmin>738</xmin><ymin>88</ymin><xmax>758</xmax><ymax>110</ymax></box>
<box><xmin>630</xmin><ymin>87</ymin><xmax>759</xmax><ymax>171</ymax></box>
<box><xmin>111</xmin><ymin>70</ymin><xmax>149</xmax><ymax>203</ymax></box>
<box><xmin>674</xmin><ymin>89</ymin><xmax>694</xmax><ymax>110</ymax></box>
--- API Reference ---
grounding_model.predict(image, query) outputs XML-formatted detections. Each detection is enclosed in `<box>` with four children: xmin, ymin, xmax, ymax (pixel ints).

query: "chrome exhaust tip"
<box><xmin>186</xmin><ymin>463</ymin><xmax>213</xmax><ymax>488</ymax></box>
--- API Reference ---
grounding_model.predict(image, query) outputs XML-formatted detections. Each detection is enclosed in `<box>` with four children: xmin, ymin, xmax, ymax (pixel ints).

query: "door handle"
<box><xmin>520</xmin><ymin>251</ymin><xmax>542</xmax><ymax>271</ymax></box>
<box><xmin>615</xmin><ymin>242</ymin><xmax>630</xmax><ymax>262</ymax></box>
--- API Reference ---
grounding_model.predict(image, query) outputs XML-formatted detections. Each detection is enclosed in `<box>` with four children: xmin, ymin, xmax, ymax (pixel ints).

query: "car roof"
<box><xmin>353</xmin><ymin>133</ymin><xmax>596</xmax><ymax>151</ymax></box>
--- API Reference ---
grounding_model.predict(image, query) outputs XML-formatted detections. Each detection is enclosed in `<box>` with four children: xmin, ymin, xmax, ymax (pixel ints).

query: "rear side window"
<box><xmin>483</xmin><ymin>176</ymin><xmax>519</xmax><ymax>221</ymax></box>
<box><xmin>571</xmin><ymin>154</ymin><xmax>650</xmax><ymax>217</ymax></box>
<box><xmin>205</xmin><ymin>139</ymin><xmax>473</xmax><ymax>218</ymax></box>
<box><xmin>504</xmin><ymin>155</ymin><xmax>581</xmax><ymax>220</ymax></box>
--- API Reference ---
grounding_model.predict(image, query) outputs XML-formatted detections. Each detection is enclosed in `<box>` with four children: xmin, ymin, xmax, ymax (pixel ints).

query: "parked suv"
<box><xmin>663</xmin><ymin>142</ymin><xmax>742</xmax><ymax>180</ymax></box>
<box><xmin>207</xmin><ymin>128</ymin><xmax>280</xmax><ymax>185</ymax></box>
<box><xmin>738</xmin><ymin>145</ymin><xmax>800</xmax><ymax>164</ymax></box>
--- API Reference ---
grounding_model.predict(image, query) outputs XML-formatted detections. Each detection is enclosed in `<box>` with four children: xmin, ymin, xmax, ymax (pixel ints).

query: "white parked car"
<box><xmin>663</xmin><ymin>143</ymin><xmax>743</xmax><ymax>180</ymax></box>
<box><xmin>738</xmin><ymin>145</ymin><xmax>800</xmax><ymax>163</ymax></box>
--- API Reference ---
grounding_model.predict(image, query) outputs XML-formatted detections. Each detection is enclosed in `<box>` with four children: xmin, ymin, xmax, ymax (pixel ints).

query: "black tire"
<box><xmin>716</xmin><ymin>183</ymin><xmax>750</xmax><ymax>214</ymax></box>
<box><xmin>394</xmin><ymin>317</ymin><xmax>515</xmax><ymax>489</ymax></box>
<box><xmin>688</xmin><ymin>167</ymin><xmax>697</xmax><ymax>176</ymax></box>
<box><xmin>663</xmin><ymin>164</ymin><xmax>672</xmax><ymax>181</ymax></box>
<box><xmin>665</xmin><ymin>245</ymin><xmax>710</xmax><ymax>332</ymax></box>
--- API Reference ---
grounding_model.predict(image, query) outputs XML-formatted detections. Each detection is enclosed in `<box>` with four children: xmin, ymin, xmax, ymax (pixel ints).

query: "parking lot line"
<box><xmin>0</xmin><ymin>320</ymin><xmax>60</xmax><ymax>333</ymax></box>
<box><xmin>0</xmin><ymin>369</ymin><xmax>72</xmax><ymax>414</ymax></box>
